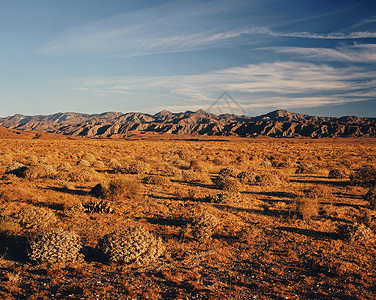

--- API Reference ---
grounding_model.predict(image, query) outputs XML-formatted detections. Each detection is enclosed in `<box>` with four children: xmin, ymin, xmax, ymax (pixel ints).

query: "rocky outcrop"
<box><xmin>0</xmin><ymin>110</ymin><xmax>375</xmax><ymax>138</ymax></box>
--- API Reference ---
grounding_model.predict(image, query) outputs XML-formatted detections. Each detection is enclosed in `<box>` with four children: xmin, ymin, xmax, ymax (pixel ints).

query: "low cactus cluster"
<box><xmin>83</xmin><ymin>199</ymin><xmax>114</xmax><ymax>214</ymax></box>
<box><xmin>205</xmin><ymin>192</ymin><xmax>241</xmax><ymax>204</ymax></box>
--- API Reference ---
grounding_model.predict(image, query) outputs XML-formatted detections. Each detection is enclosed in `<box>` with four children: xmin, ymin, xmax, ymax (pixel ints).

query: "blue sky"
<box><xmin>1</xmin><ymin>0</ymin><xmax>376</xmax><ymax>117</ymax></box>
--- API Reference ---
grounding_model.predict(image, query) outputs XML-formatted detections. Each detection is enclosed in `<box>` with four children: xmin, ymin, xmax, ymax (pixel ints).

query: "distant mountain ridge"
<box><xmin>0</xmin><ymin>109</ymin><xmax>375</xmax><ymax>138</ymax></box>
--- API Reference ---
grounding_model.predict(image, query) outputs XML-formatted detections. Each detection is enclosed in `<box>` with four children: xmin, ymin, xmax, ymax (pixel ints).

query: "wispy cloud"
<box><xmin>71</xmin><ymin>61</ymin><xmax>376</xmax><ymax>113</ymax></box>
<box><xmin>269</xmin><ymin>44</ymin><xmax>376</xmax><ymax>63</ymax></box>
<box><xmin>37</xmin><ymin>0</ymin><xmax>376</xmax><ymax>58</ymax></box>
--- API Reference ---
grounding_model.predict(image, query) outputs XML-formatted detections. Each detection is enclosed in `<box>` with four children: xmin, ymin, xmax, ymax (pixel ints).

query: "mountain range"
<box><xmin>0</xmin><ymin>109</ymin><xmax>375</xmax><ymax>138</ymax></box>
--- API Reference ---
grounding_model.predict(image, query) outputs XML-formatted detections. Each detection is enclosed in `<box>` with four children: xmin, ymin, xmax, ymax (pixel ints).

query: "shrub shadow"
<box><xmin>46</xmin><ymin>186</ymin><xmax>88</xmax><ymax>196</ymax></box>
<box><xmin>0</xmin><ymin>234</ymin><xmax>29</xmax><ymax>262</ymax></box>
<box><xmin>276</xmin><ymin>226</ymin><xmax>341</xmax><ymax>240</ymax></box>
<box><xmin>213</xmin><ymin>204</ymin><xmax>291</xmax><ymax>218</ymax></box>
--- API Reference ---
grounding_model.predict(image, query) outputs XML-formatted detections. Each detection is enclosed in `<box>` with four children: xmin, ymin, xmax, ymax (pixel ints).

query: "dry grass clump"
<box><xmin>350</xmin><ymin>165</ymin><xmax>376</xmax><ymax>187</ymax></box>
<box><xmin>124</xmin><ymin>161</ymin><xmax>151</xmax><ymax>174</ymax></box>
<box><xmin>68</xmin><ymin>168</ymin><xmax>98</xmax><ymax>182</ymax></box>
<box><xmin>295</xmin><ymin>162</ymin><xmax>316</xmax><ymax>174</ymax></box>
<box><xmin>98</xmin><ymin>226</ymin><xmax>164</xmax><ymax>266</ymax></box>
<box><xmin>16</xmin><ymin>206</ymin><xmax>57</xmax><ymax>229</ymax></box>
<box><xmin>303</xmin><ymin>185</ymin><xmax>332</xmax><ymax>201</ymax></box>
<box><xmin>57</xmin><ymin>162</ymin><xmax>72</xmax><ymax>172</ymax></box>
<box><xmin>76</xmin><ymin>159</ymin><xmax>91</xmax><ymax>167</ymax></box>
<box><xmin>104</xmin><ymin>178</ymin><xmax>143</xmax><ymax>200</ymax></box>
<box><xmin>142</xmin><ymin>175</ymin><xmax>170</xmax><ymax>186</ymax></box>
<box><xmin>23</xmin><ymin>163</ymin><xmax>56</xmax><ymax>180</ymax></box>
<box><xmin>212</xmin><ymin>175</ymin><xmax>241</xmax><ymax>192</ymax></box>
<box><xmin>29</xmin><ymin>228</ymin><xmax>83</xmax><ymax>265</ymax></box>
<box><xmin>237</xmin><ymin>171</ymin><xmax>258</xmax><ymax>184</ymax></box>
<box><xmin>109</xmin><ymin>158</ymin><xmax>122</xmax><ymax>169</ymax></box>
<box><xmin>0</xmin><ymin>215</ymin><xmax>21</xmax><ymax>236</ymax></box>
<box><xmin>91</xmin><ymin>161</ymin><xmax>105</xmax><ymax>168</ymax></box>
<box><xmin>260</xmin><ymin>160</ymin><xmax>272</xmax><ymax>167</ymax></box>
<box><xmin>328</xmin><ymin>169</ymin><xmax>346</xmax><ymax>179</ymax></box>
<box><xmin>80</xmin><ymin>153</ymin><xmax>96</xmax><ymax>163</ymax></box>
<box><xmin>64</xmin><ymin>203</ymin><xmax>85</xmax><ymax>218</ymax></box>
<box><xmin>219</xmin><ymin>167</ymin><xmax>239</xmax><ymax>177</ymax></box>
<box><xmin>257</xmin><ymin>172</ymin><xmax>283</xmax><ymax>186</ymax></box>
<box><xmin>363</xmin><ymin>187</ymin><xmax>376</xmax><ymax>210</ymax></box>
<box><xmin>181</xmin><ymin>170</ymin><xmax>203</xmax><ymax>183</ymax></box>
<box><xmin>336</xmin><ymin>222</ymin><xmax>374</xmax><ymax>242</ymax></box>
<box><xmin>83</xmin><ymin>199</ymin><xmax>114</xmax><ymax>214</ymax></box>
<box><xmin>292</xmin><ymin>196</ymin><xmax>319</xmax><ymax>220</ymax></box>
<box><xmin>188</xmin><ymin>212</ymin><xmax>219</xmax><ymax>241</ymax></box>
<box><xmin>205</xmin><ymin>192</ymin><xmax>241</xmax><ymax>204</ymax></box>
<box><xmin>5</xmin><ymin>163</ymin><xmax>27</xmax><ymax>177</ymax></box>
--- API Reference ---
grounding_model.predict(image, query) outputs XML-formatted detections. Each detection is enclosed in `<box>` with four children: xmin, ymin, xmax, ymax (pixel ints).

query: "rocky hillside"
<box><xmin>0</xmin><ymin>109</ymin><xmax>375</xmax><ymax>138</ymax></box>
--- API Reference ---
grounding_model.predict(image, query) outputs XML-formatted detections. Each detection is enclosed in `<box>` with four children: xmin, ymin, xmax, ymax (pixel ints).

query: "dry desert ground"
<box><xmin>0</xmin><ymin>133</ymin><xmax>375</xmax><ymax>299</ymax></box>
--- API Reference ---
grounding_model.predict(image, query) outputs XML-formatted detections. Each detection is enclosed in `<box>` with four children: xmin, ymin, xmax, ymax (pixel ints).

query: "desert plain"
<box><xmin>0</xmin><ymin>130</ymin><xmax>375</xmax><ymax>299</ymax></box>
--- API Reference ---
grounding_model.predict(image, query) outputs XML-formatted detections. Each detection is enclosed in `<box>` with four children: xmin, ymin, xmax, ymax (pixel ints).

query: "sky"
<box><xmin>1</xmin><ymin>0</ymin><xmax>376</xmax><ymax>117</ymax></box>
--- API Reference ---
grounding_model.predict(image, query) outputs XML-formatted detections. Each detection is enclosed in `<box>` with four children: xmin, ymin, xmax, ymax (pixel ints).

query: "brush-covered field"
<box><xmin>0</xmin><ymin>136</ymin><xmax>375</xmax><ymax>299</ymax></box>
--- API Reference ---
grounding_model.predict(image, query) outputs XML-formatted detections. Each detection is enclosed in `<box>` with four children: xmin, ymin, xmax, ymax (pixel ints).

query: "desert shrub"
<box><xmin>256</xmin><ymin>173</ymin><xmax>282</xmax><ymax>186</ymax></box>
<box><xmin>237</xmin><ymin>171</ymin><xmax>258</xmax><ymax>184</ymax></box>
<box><xmin>188</xmin><ymin>212</ymin><xmax>219</xmax><ymax>241</ymax></box>
<box><xmin>0</xmin><ymin>215</ymin><xmax>21</xmax><ymax>236</ymax></box>
<box><xmin>98</xmin><ymin>226</ymin><xmax>164</xmax><ymax>265</ymax></box>
<box><xmin>219</xmin><ymin>167</ymin><xmax>239</xmax><ymax>177</ymax></box>
<box><xmin>23</xmin><ymin>163</ymin><xmax>56</xmax><ymax>180</ymax></box>
<box><xmin>91</xmin><ymin>161</ymin><xmax>105</xmax><ymax>168</ymax></box>
<box><xmin>5</xmin><ymin>163</ymin><xmax>27</xmax><ymax>177</ymax></box>
<box><xmin>205</xmin><ymin>192</ymin><xmax>241</xmax><ymax>204</ymax></box>
<box><xmin>80</xmin><ymin>153</ymin><xmax>96</xmax><ymax>163</ymax></box>
<box><xmin>68</xmin><ymin>168</ymin><xmax>98</xmax><ymax>182</ymax></box>
<box><xmin>76</xmin><ymin>159</ymin><xmax>91</xmax><ymax>167</ymax></box>
<box><xmin>363</xmin><ymin>187</ymin><xmax>376</xmax><ymax>210</ymax></box>
<box><xmin>303</xmin><ymin>185</ymin><xmax>332</xmax><ymax>201</ymax></box>
<box><xmin>29</xmin><ymin>228</ymin><xmax>83</xmax><ymax>265</ymax></box>
<box><xmin>212</xmin><ymin>175</ymin><xmax>241</xmax><ymax>192</ymax></box>
<box><xmin>16</xmin><ymin>206</ymin><xmax>57</xmax><ymax>229</ymax></box>
<box><xmin>57</xmin><ymin>162</ymin><xmax>72</xmax><ymax>172</ymax></box>
<box><xmin>328</xmin><ymin>169</ymin><xmax>346</xmax><ymax>179</ymax></box>
<box><xmin>182</xmin><ymin>170</ymin><xmax>203</xmax><ymax>183</ymax></box>
<box><xmin>160</xmin><ymin>163</ymin><xmax>180</xmax><ymax>176</ymax></box>
<box><xmin>295</xmin><ymin>162</ymin><xmax>316</xmax><ymax>174</ymax></box>
<box><xmin>83</xmin><ymin>199</ymin><xmax>114</xmax><ymax>214</ymax></box>
<box><xmin>64</xmin><ymin>203</ymin><xmax>85</xmax><ymax>218</ymax></box>
<box><xmin>350</xmin><ymin>165</ymin><xmax>376</xmax><ymax>187</ymax></box>
<box><xmin>109</xmin><ymin>158</ymin><xmax>122</xmax><ymax>169</ymax></box>
<box><xmin>260</xmin><ymin>160</ymin><xmax>272</xmax><ymax>168</ymax></box>
<box><xmin>337</xmin><ymin>222</ymin><xmax>374</xmax><ymax>242</ymax></box>
<box><xmin>142</xmin><ymin>175</ymin><xmax>170</xmax><ymax>186</ymax></box>
<box><xmin>124</xmin><ymin>161</ymin><xmax>151</xmax><ymax>174</ymax></box>
<box><xmin>292</xmin><ymin>197</ymin><xmax>319</xmax><ymax>220</ymax></box>
<box><xmin>106</xmin><ymin>178</ymin><xmax>143</xmax><ymax>200</ymax></box>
